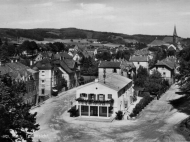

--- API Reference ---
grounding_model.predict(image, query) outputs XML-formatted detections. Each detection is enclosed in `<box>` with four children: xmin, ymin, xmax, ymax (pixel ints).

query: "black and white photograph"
<box><xmin>0</xmin><ymin>0</ymin><xmax>190</xmax><ymax>142</ymax></box>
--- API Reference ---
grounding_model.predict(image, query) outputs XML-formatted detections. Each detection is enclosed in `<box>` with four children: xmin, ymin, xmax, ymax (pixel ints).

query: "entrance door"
<box><xmin>90</xmin><ymin>106</ymin><xmax>98</xmax><ymax>116</ymax></box>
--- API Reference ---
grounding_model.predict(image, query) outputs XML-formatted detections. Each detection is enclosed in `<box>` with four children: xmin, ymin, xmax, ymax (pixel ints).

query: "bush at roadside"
<box><xmin>130</xmin><ymin>94</ymin><xmax>154</xmax><ymax>117</ymax></box>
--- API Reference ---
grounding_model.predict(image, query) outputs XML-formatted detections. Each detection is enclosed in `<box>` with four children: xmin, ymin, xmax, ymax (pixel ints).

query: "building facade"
<box><xmin>76</xmin><ymin>74</ymin><xmax>133</xmax><ymax>118</ymax></box>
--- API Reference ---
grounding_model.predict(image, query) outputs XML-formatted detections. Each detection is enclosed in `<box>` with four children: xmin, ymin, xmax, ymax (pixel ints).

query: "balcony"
<box><xmin>76</xmin><ymin>97</ymin><xmax>114</xmax><ymax>106</ymax></box>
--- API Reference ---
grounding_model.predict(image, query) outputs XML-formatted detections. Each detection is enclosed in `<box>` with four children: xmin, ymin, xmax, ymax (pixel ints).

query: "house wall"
<box><xmin>76</xmin><ymin>81</ymin><xmax>133</xmax><ymax>117</ymax></box>
<box><xmin>133</xmin><ymin>62</ymin><xmax>148</xmax><ymax>70</ymax></box>
<box><xmin>76</xmin><ymin>82</ymin><xmax>118</xmax><ymax>117</ymax></box>
<box><xmin>150</xmin><ymin>66</ymin><xmax>174</xmax><ymax>84</ymax></box>
<box><xmin>117</xmin><ymin>83</ymin><xmax>133</xmax><ymax>112</ymax></box>
<box><xmin>39</xmin><ymin>70</ymin><xmax>52</xmax><ymax>98</ymax></box>
<box><xmin>150</xmin><ymin>67</ymin><xmax>172</xmax><ymax>78</ymax></box>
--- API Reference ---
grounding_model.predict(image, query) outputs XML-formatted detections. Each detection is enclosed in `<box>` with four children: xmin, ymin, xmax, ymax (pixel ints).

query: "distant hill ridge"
<box><xmin>0</xmin><ymin>28</ymin><xmax>189</xmax><ymax>44</ymax></box>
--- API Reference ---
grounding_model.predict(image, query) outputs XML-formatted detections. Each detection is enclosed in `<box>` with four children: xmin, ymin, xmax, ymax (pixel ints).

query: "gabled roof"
<box><xmin>151</xmin><ymin>57</ymin><xmax>176</xmax><ymax>70</ymax></box>
<box><xmin>34</xmin><ymin>58</ymin><xmax>53</xmax><ymax>70</ymax></box>
<box><xmin>134</xmin><ymin>48</ymin><xmax>150</xmax><ymax>56</ymax></box>
<box><xmin>167</xmin><ymin>44</ymin><xmax>177</xmax><ymax>51</ymax></box>
<box><xmin>77</xmin><ymin>74</ymin><xmax>132</xmax><ymax>92</ymax></box>
<box><xmin>53</xmin><ymin>60</ymin><xmax>74</xmax><ymax>74</ymax></box>
<box><xmin>129</xmin><ymin>56</ymin><xmax>148</xmax><ymax>62</ymax></box>
<box><xmin>0</xmin><ymin>62</ymin><xmax>36</xmax><ymax>80</ymax></box>
<box><xmin>120</xmin><ymin>61</ymin><xmax>135</xmax><ymax>71</ymax></box>
<box><xmin>148</xmin><ymin>39</ymin><xmax>166</xmax><ymax>47</ymax></box>
<box><xmin>59</xmin><ymin>61</ymin><xmax>73</xmax><ymax>74</ymax></box>
<box><xmin>59</xmin><ymin>52</ymin><xmax>73</xmax><ymax>59</ymax></box>
<box><xmin>64</xmin><ymin>59</ymin><xmax>76</xmax><ymax>69</ymax></box>
<box><xmin>99</xmin><ymin>61</ymin><xmax>121</xmax><ymax>68</ymax></box>
<box><xmin>163</xmin><ymin>36</ymin><xmax>173</xmax><ymax>43</ymax></box>
<box><xmin>99</xmin><ymin>74</ymin><xmax>132</xmax><ymax>91</ymax></box>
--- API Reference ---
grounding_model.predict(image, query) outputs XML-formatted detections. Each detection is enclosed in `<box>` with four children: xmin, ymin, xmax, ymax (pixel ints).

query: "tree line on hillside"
<box><xmin>0</xmin><ymin>39</ymin><xmax>69</xmax><ymax>61</ymax></box>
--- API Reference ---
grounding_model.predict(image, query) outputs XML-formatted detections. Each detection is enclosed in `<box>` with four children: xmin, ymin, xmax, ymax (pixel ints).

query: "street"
<box><xmin>31</xmin><ymin>84</ymin><xmax>189</xmax><ymax>142</ymax></box>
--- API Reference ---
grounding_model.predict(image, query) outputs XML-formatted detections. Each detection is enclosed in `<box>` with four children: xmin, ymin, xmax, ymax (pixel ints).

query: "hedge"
<box><xmin>130</xmin><ymin>95</ymin><xmax>154</xmax><ymax>117</ymax></box>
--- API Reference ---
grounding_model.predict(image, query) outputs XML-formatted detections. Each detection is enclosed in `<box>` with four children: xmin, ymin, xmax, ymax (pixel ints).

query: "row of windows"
<box><xmin>81</xmin><ymin>106</ymin><xmax>107</xmax><ymax>113</ymax></box>
<box><xmin>80</xmin><ymin>93</ymin><xmax>112</xmax><ymax>100</ymax></box>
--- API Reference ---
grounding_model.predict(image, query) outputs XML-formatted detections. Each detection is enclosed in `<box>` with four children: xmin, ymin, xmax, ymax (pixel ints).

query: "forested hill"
<box><xmin>0</xmin><ymin>28</ymin><xmax>188</xmax><ymax>44</ymax></box>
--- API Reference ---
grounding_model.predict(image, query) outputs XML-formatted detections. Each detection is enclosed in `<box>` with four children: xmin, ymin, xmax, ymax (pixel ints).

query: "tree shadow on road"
<box><xmin>169</xmin><ymin>94</ymin><xmax>190</xmax><ymax>115</ymax></box>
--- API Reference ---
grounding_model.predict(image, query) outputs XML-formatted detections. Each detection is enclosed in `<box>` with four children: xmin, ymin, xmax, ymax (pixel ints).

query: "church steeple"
<box><xmin>173</xmin><ymin>25</ymin><xmax>177</xmax><ymax>37</ymax></box>
<box><xmin>173</xmin><ymin>25</ymin><xmax>178</xmax><ymax>44</ymax></box>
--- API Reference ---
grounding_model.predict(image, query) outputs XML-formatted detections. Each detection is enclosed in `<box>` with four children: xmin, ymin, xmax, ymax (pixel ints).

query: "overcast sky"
<box><xmin>1</xmin><ymin>0</ymin><xmax>190</xmax><ymax>37</ymax></box>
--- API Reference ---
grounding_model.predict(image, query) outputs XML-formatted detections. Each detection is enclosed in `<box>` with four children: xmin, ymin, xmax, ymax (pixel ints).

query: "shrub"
<box><xmin>115</xmin><ymin>111</ymin><xmax>123</xmax><ymax>120</ymax></box>
<box><xmin>68</xmin><ymin>106</ymin><xmax>78</xmax><ymax>117</ymax></box>
<box><xmin>130</xmin><ymin>95</ymin><xmax>154</xmax><ymax>117</ymax></box>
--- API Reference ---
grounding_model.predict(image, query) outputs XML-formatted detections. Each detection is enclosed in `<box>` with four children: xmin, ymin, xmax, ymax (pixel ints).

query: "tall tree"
<box><xmin>134</xmin><ymin>66</ymin><xmax>149</xmax><ymax>87</ymax></box>
<box><xmin>176</xmin><ymin>45</ymin><xmax>190</xmax><ymax>92</ymax></box>
<box><xmin>144</xmin><ymin>70</ymin><xmax>163</xmax><ymax>93</ymax></box>
<box><xmin>0</xmin><ymin>74</ymin><xmax>39</xmax><ymax>142</ymax></box>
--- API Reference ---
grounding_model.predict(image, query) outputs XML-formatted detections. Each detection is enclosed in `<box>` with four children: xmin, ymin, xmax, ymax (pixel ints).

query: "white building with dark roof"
<box><xmin>129</xmin><ymin>55</ymin><xmax>149</xmax><ymax>70</ymax></box>
<box><xmin>76</xmin><ymin>74</ymin><xmax>133</xmax><ymax>119</ymax></box>
<box><xmin>149</xmin><ymin>57</ymin><xmax>176</xmax><ymax>84</ymax></box>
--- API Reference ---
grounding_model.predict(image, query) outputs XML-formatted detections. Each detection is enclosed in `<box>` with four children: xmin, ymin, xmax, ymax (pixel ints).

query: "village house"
<box><xmin>98</xmin><ymin>61</ymin><xmax>121</xmax><ymax>80</ymax></box>
<box><xmin>0</xmin><ymin>60</ymin><xmax>39</xmax><ymax>105</ymax></box>
<box><xmin>129</xmin><ymin>55</ymin><xmax>149</xmax><ymax>70</ymax></box>
<box><xmin>134</xmin><ymin>48</ymin><xmax>154</xmax><ymax>60</ymax></box>
<box><xmin>149</xmin><ymin>57</ymin><xmax>176</xmax><ymax>84</ymax></box>
<box><xmin>98</xmin><ymin>61</ymin><xmax>136</xmax><ymax>80</ymax></box>
<box><xmin>33</xmin><ymin>58</ymin><xmax>56</xmax><ymax>101</ymax></box>
<box><xmin>75</xmin><ymin>74</ymin><xmax>133</xmax><ymax>118</ymax></box>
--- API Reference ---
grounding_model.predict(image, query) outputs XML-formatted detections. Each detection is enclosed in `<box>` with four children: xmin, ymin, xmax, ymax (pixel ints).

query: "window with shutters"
<box><xmin>99</xmin><ymin>94</ymin><xmax>105</xmax><ymax>101</ymax></box>
<box><xmin>108</xmin><ymin>94</ymin><xmax>112</xmax><ymax>99</ymax></box>
<box><xmin>80</xmin><ymin>93</ymin><xmax>87</xmax><ymax>98</ymax></box>
<box><xmin>89</xmin><ymin>94</ymin><xmax>95</xmax><ymax>100</ymax></box>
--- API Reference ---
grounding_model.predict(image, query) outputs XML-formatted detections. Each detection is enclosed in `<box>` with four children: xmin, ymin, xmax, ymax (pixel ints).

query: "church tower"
<box><xmin>173</xmin><ymin>25</ymin><xmax>178</xmax><ymax>44</ymax></box>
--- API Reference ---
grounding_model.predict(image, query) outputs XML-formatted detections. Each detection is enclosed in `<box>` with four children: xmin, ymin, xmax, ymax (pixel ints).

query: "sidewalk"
<box><xmin>123</xmin><ymin>96</ymin><xmax>143</xmax><ymax>119</ymax></box>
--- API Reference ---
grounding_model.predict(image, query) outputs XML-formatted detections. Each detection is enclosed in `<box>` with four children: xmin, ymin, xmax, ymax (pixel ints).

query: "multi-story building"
<box><xmin>33</xmin><ymin>58</ymin><xmax>55</xmax><ymax>101</ymax></box>
<box><xmin>98</xmin><ymin>61</ymin><xmax>135</xmax><ymax>80</ymax></box>
<box><xmin>75</xmin><ymin>74</ymin><xmax>133</xmax><ymax>118</ymax></box>
<box><xmin>129</xmin><ymin>55</ymin><xmax>149</xmax><ymax>70</ymax></box>
<box><xmin>149</xmin><ymin>57</ymin><xmax>176</xmax><ymax>84</ymax></box>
